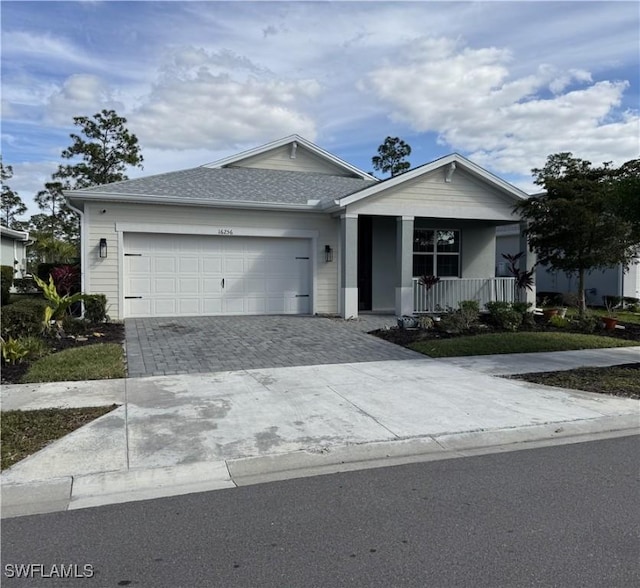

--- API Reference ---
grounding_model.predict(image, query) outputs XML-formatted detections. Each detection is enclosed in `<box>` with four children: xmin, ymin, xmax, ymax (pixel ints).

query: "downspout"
<box><xmin>67</xmin><ymin>201</ymin><xmax>87</xmax><ymax>303</ymax></box>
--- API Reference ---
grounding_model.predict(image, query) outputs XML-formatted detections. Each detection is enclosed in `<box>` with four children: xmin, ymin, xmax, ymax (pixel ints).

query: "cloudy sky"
<box><xmin>2</xmin><ymin>1</ymin><xmax>638</xmax><ymax>218</ymax></box>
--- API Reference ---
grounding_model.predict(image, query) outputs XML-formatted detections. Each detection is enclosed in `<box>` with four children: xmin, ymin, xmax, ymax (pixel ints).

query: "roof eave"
<box><xmin>64</xmin><ymin>191</ymin><xmax>326</xmax><ymax>212</ymax></box>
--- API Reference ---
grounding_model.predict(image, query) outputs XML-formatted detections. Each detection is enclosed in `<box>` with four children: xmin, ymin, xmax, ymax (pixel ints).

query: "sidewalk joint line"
<box><xmin>327</xmin><ymin>385</ymin><xmax>400</xmax><ymax>439</ymax></box>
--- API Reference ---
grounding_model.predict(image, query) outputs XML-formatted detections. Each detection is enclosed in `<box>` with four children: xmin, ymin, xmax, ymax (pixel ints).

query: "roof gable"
<box><xmin>336</xmin><ymin>153</ymin><xmax>528</xmax><ymax>207</ymax></box>
<box><xmin>204</xmin><ymin>135</ymin><xmax>377</xmax><ymax>181</ymax></box>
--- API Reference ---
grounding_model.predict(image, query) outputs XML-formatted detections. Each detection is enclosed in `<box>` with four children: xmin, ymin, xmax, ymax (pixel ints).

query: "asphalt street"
<box><xmin>2</xmin><ymin>435</ymin><xmax>639</xmax><ymax>587</ymax></box>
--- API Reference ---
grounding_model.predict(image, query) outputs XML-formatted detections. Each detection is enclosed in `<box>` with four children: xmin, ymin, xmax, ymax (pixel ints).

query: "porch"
<box><xmin>412</xmin><ymin>277</ymin><xmax>516</xmax><ymax>314</ymax></box>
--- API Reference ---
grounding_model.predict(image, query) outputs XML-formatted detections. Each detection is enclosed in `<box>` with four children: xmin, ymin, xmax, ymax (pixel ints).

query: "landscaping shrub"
<box><xmin>485</xmin><ymin>301</ymin><xmax>522</xmax><ymax>331</ymax></box>
<box><xmin>0</xmin><ymin>298</ymin><xmax>50</xmax><ymax>339</ymax></box>
<box><xmin>417</xmin><ymin>315</ymin><xmax>435</xmax><ymax>330</ymax></box>
<box><xmin>548</xmin><ymin>315</ymin><xmax>570</xmax><ymax>328</ymax></box>
<box><xmin>572</xmin><ymin>312</ymin><xmax>601</xmax><ymax>334</ymax></box>
<box><xmin>512</xmin><ymin>301</ymin><xmax>535</xmax><ymax>327</ymax></box>
<box><xmin>1</xmin><ymin>337</ymin><xmax>29</xmax><ymax>364</ymax></box>
<box><xmin>1</xmin><ymin>265</ymin><xmax>14</xmax><ymax>306</ymax></box>
<box><xmin>84</xmin><ymin>294</ymin><xmax>109</xmax><ymax>323</ymax></box>
<box><xmin>1</xmin><ymin>335</ymin><xmax>50</xmax><ymax>365</ymax></box>
<box><xmin>438</xmin><ymin>300</ymin><xmax>480</xmax><ymax>333</ymax></box>
<box><xmin>50</xmin><ymin>264</ymin><xmax>81</xmax><ymax>295</ymax></box>
<box><xmin>17</xmin><ymin>336</ymin><xmax>50</xmax><ymax>360</ymax></box>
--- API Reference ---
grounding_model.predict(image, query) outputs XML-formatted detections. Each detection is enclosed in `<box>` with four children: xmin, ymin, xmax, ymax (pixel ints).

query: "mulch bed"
<box><xmin>1</xmin><ymin>322</ymin><xmax>125</xmax><ymax>385</ymax></box>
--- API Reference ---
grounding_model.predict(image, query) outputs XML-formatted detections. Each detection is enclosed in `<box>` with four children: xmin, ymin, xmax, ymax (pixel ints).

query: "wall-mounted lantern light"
<box><xmin>99</xmin><ymin>238</ymin><xmax>108</xmax><ymax>258</ymax></box>
<box><xmin>325</xmin><ymin>245</ymin><xmax>333</xmax><ymax>263</ymax></box>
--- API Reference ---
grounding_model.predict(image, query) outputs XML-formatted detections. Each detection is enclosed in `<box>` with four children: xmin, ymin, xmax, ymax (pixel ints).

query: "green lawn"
<box><xmin>1</xmin><ymin>405</ymin><xmax>119</xmax><ymax>470</ymax></box>
<box><xmin>21</xmin><ymin>343</ymin><xmax>126</xmax><ymax>383</ymax></box>
<box><xmin>409</xmin><ymin>332</ymin><xmax>638</xmax><ymax>358</ymax></box>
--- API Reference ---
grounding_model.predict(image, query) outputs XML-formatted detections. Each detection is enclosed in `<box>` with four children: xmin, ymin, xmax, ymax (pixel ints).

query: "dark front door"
<box><xmin>358</xmin><ymin>216</ymin><xmax>372</xmax><ymax>311</ymax></box>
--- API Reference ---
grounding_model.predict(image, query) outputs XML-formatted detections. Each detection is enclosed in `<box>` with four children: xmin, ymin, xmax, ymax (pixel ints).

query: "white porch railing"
<box><xmin>413</xmin><ymin>277</ymin><xmax>516</xmax><ymax>313</ymax></box>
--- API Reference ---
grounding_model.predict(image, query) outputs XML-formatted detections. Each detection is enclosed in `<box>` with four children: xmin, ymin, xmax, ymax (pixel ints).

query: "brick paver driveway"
<box><xmin>125</xmin><ymin>315</ymin><xmax>421</xmax><ymax>377</ymax></box>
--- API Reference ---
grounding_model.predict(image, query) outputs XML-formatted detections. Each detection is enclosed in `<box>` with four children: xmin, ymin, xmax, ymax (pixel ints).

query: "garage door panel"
<box><xmin>179</xmin><ymin>278</ymin><xmax>199</xmax><ymax>293</ymax></box>
<box><xmin>154</xmin><ymin>299</ymin><xmax>177</xmax><ymax>315</ymax></box>
<box><xmin>154</xmin><ymin>257</ymin><xmax>176</xmax><ymax>273</ymax></box>
<box><xmin>124</xmin><ymin>233</ymin><xmax>311</xmax><ymax>318</ymax></box>
<box><xmin>126</xmin><ymin>257</ymin><xmax>151</xmax><ymax>273</ymax></box>
<box><xmin>178</xmin><ymin>257</ymin><xmax>199</xmax><ymax>273</ymax></box>
<box><xmin>178</xmin><ymin>299</ymin><xmax>200</xmax><ymax>315</ymax></box>
<box><xmin>202</xmin><ymin>298</ymin><xmax>223</xmax><ymax>314</ymax></box>
<box><xmin>202</xmin><ymin>258</ymin><xmax>222</xmax><ymax>273</ymax></box>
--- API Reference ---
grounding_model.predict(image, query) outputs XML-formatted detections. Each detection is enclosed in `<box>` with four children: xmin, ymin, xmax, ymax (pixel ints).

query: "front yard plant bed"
<box><xmin>1</xmin><ymin>322</ymin><xmax>125</xmax><ymax>385</ymax></box>
<box><xmin>1</xmin><ymin>405</ymin><xmax>119</xmax><ymax>470</ymax></box>
<box><xmin>512</xmin><ymin>363</ymin><xmax>640</xmax><ymax>399</ymax></box>
<box><xmin>372</xmin><ymin>313</ymin><xmax>640</xmax><ymax>358</ymax></box>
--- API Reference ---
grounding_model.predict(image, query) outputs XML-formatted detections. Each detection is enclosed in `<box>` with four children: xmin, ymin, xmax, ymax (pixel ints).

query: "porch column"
<box><xmin>341</xmin><ymin>214</ymin><xmax>358</xmax><ymax>318</ymax></box>
<box><xmin>519</xmin><ymin>220</ymin><xmax>537</xmax><ymax>305</ymax></box>
<box><xmin>395</xmin><ymin>216</ymin><xmax>414</xmax><ymax>316</ymax></box>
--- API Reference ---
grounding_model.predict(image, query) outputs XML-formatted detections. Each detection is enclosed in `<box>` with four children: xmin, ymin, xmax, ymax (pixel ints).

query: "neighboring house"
<box><xmin>65</xmin><ymin>135</ymin><xmax>531</xmax><ymax>320</ymax></box>
<box><xmin>0</xmin><ymin>225</ymin><xmax>30</xmax><ymax>279</ymax></box>
<box><xmin>496</xmin><ymin>224</ymin><xmax>640</xmax><ymax>305</ymax></box>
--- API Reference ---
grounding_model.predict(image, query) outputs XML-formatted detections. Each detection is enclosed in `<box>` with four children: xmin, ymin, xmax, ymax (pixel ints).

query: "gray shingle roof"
<box><xmin>71</xmin><ymin>167</ymin><xmax>376</xmax><ymax>207</ymax></box>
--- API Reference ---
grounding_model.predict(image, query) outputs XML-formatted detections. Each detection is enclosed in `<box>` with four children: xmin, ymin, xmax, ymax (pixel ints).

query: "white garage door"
<box><xmin>123</xmin><ymin>233</ymin><xmax>311</xmax><ymax>317</ymax></box>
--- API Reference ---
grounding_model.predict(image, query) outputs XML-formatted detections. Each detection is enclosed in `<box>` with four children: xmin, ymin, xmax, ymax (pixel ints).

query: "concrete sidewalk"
<box><xmin>1</xmin><ymin>348</ymin><xmax>638</xmax><ymax>518</ymax></box>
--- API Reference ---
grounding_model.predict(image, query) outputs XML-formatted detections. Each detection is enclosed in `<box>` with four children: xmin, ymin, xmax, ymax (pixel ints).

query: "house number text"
<box><xmin>218</xmin><ymin>229</ymin><xmax>234</xmax><ymax>235</ymax></box>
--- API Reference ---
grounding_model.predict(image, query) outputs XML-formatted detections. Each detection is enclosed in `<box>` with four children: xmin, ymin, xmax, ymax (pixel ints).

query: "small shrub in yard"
<box><xmin>572</xmin><ymin>312</ymin><xmax>601</xmax><ymax>334</ymax></box>
<box><xmin>1</xmin><ymin>337</ymin><xmax>29</xmax><ymax>364</ymax></box>
<box><xmin>17</xmin><ymin>336</ymin><xmax>50</xmax><ymax>360</ymax></box>
<box><xmin>548</xmin><ymin>315</ymin><xmax>570</xmax><ymax>328</ymax></box>
<box><xmin>417</xmin><ymin>315</ymin><xmax>435</xmax><ymax>330</ymax></box>
<box><xmin>438</xmin><ymin>300</ymin><xmax>480</xmax><ymax>333</ymax></box>
<box><xmin>84</xmin><ymin>294</ymin><xmax>109</xmax><ymax>323</ymax></box>
<box><xmin>1</xmin><ymin>336</ymin><xmax>49</xmax><ymax>364</ymax></box>
<box><xmin>1</xmin><ymin>265</ymin><xmax>13</xmax><ymax>305</ymax></box>
<box><xmin>0</xmin><ymin>298</ymin><xmax>50</xmax><ymax>339</ymax></box>
<box><xmin>485</xmin><ymin>301</ymin><xmax>523</xmax><ymax>331</ymax></box>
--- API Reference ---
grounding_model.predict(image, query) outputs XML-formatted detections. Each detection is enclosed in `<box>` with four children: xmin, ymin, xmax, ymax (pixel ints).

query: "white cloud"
<box><xmin>130</xmin><ymin>47</ymin><xmax>320</xmax><ymax>150</ymax></box>
<box><xmin>363</xmin><ymin>36</ymin><xmax>640</xmax><ymax>177</ymax></box>
<box><xmin>44</xmin><ymin>74</ymin><xmax>124</xmax><ymax>125</ymax></box>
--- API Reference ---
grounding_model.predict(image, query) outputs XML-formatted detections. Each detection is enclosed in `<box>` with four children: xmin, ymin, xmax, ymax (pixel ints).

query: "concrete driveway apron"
<box><xmin>125</xmin><ymin>315</ymin><xmax>420</xmax><ymax>377</ymax></box>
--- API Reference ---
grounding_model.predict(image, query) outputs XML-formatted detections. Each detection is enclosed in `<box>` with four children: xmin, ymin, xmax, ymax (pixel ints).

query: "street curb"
<box><xmin>227</xmin><ymin>415</ymin><xmax>640</xmax><ymax>486</ymax></box>
<box><xmin>2</xmin><ymin>415</ymin><xmax>637</xmax><ymax>518</ymax></box>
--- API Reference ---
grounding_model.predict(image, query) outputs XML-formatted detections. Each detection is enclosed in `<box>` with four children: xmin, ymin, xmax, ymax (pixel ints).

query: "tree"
<box><xmin>34</xmin><ymin>181</ymin><xmax>79</xmax><ymax>243</ymax></box>
<box><xmin>54</xmin><ymin>108</ymin><xmax>144</xmax><ymax>189</ymax></box>
<box><xmin>516</xmin><ymin>153</ymin><xmax>640</xmax><ymax>313</ymax></box>
<box><xmin>1</xmin><ymin>160</ymin><xmax>27</xmax><ymax>228</ymax></box>
<box><xmin>371</xmin><ymin>136</ymin><xmax>411</xmax><ymax>177</ymax></box>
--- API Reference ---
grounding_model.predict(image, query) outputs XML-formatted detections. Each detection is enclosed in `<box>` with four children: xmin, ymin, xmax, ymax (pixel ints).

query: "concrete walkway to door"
<box><xmin>125</xmin><ymin>315</ymin><xmax>413</xmax><ymax>378</ymax></box>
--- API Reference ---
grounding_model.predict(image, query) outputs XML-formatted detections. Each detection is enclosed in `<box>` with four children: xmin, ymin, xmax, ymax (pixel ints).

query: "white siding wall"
<box><xmin>230</xmin><ymin>145</ymin><xmax>354</xmax><ymax>176</ymax></box>
<box><xmin>460</xmin><ymin>225</ymin><xmax>497</xmax><ymax>278</ymax></box>
<box><xmin>349</xmin><ymin>168</ymin><xmax>519</xmax><ymax>221</ymax></box>
<box><xmin>85</xmin><ymin>202</ymin><xmax>340</xmax><ymax>319</ymax></box>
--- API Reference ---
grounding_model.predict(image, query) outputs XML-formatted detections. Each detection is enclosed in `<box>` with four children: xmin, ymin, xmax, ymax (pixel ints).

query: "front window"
<box><xmin>413</xmin><ymin>229</ymin><xmax>460</xmax><ymax>277</ymax></box>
